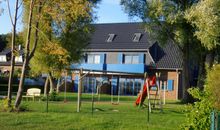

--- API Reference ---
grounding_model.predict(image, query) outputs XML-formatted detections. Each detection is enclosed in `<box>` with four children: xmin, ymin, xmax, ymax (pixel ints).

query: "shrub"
<box><xmin>206</xmin><ymin>65</ymin><xmax>220</xmax><ymax>110</ymax></box>
<box><xmin>182</xmin><ymin>88</ymin><xmax>212</xmax><ymax>130</ymax></box>
<box><xmin>1</xmin><ymin>98</ymin><xmax>14</xmax><ymax>112</ymax></box>
<box><xmin>182</xmin><ymin>64</ymin><xmax>220</xmax><ymax>129</ymax></box>
<box><xmin>41</xmin><ymin>91</ymin><xmax>61</xmax><ymax>101</ymax></box>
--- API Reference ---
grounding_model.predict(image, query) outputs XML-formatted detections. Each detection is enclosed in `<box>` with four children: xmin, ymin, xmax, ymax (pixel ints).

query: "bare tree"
<box><xmin>14</xmin><ymin>0</ymin><xmax>43</xmax><ymax>109</ymax></box>
<box><xmin>6</xmin><ymin>0</ymin><xmax>21</xmax><ymax>108</ymax></box>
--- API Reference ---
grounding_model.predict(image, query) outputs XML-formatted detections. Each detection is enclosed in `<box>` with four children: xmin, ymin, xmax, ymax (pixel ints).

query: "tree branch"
<box><xmin>29</xmin><ymin>1</ymin><xmax>43</xmax><ymax>59</ymax></box>
<box><xmin>6</xmin><ymin>0</ymin><xmax>14</xmax><ymax>25</ymax></box>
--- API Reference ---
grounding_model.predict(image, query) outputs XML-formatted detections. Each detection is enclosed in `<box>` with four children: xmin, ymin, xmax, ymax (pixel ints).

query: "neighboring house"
<box><xmin>72</xmin><ymin>23</ymin><xmax>184</xmax><ymax>100</ymax></box>
<box><xmin>0</xmin><ymin>45</ymin><xmax>23</xmax><ymax>73</ymax></box>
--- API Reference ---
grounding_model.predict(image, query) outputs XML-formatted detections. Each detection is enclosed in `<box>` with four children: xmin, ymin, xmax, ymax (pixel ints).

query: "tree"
<box><xmin>185</xmin><ymin>0</ymin><xmax>220</xmax><ymax>87</ymax></box>
<box><xmin>0</xmin><ymin>1</ymin><xmax>3</xmax><ymax>16</ymax></box>
<box><xmin>14</xmin><ymin>0</ymin><xmax>100</xmax><ymax>109</ymax></box>
<box><xmin>186</xmin><ymin>0</ymin><xmax>220</xmax><ymax>66</ymax></box>
<box><xmin>5</xmin><ymin>0</ymin><xmax>21</xmax><ymax>108</ymax></box>
<box><xmin>15</xmin><ymin>0</ymin><xmax>43</xmax><ymax>109</ymax></box>
<box><xmin>120</xmin><ymin>0</ymin><xmax>200</xmax><ymax>101</ymax></box>
<box><xmin>0</xmin><ymin>34</ymin><xmax>8</xmax><ymax>51</ymax></box>
<box><xmin>185</xmin><ymin>0</ymin><xmax>220</xmax><ymax>50</ymax></box>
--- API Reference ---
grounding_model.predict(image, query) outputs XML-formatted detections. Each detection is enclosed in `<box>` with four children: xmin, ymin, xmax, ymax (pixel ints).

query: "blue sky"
<box><xmin>0</xmin><ymin>0</ymin><xmax>140</xmax><ymax>34</ymax></box>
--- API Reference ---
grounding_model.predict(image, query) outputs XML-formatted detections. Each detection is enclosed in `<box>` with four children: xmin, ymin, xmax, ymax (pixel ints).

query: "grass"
<box><xmin>0</xmin><ymin>93</ymin><xmax>187</xmax><ymax>130</ymax></box>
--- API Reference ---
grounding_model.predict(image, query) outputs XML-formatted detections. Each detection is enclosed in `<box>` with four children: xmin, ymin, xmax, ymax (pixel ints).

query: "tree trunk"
<box><xmin>14</xmin><ymin>58</ymin><xmax>29</xmax><ymax>108</ymax></box>
<box><xmin>14</xmin><ymin>0</ymin><xmax>35</xmax><ymax>109</ymax></box>
<box><xmin>205</xmin><ymin>50</ymin><xmax>215</xmax><ymax>69</ymax></box>
<box><xmin>44</xmin><ymin>76</ymin><xmax>49</xmax><ymax>96</ymax></box>
<box><xmin>7</xmin><ymin>0</ymin><xmax>19</xmax><ymax>108</ymax></box>
<box><xmin>56</xmin><ymin>78</ymin><xmax>61</xmax><ymax>93</ymax></box>
<box><xmin>197</xmin><ymin>53</ymin><xmax>206</xmax><ymax>89</ymax></box>
<box><xmin>49</xmin><ymin>72</ymin><xmax>55</xmax><ymax>93</ymax></box>
<box><xmin>182</xmin><ymin>43</ymin><xmax>191</xmax><ymax>102</ymax></box>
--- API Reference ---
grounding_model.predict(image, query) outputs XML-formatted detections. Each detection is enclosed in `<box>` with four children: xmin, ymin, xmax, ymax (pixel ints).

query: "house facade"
<box><xmin>0</xmin><ymin>46</ymin><xmax>23</xmax><ymax>74</ymax></box>
<box><xmin>72</xmin><ymin>23</ymin><xmax>183</xmax><ymax>100</ymax></box>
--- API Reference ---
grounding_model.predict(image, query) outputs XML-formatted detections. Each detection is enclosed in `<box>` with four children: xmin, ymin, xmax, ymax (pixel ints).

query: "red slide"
<box><xmin>135</xmin><ymin>83</ymin><xmax>148</xmax><ymax>106</ymax></box>
<box><xmin>135</xmin><ymin>76</ymin><xmax>156</xmax><ymax>106</ymax></box>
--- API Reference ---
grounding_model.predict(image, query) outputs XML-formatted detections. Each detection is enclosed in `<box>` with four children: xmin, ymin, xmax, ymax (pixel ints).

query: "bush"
<box><xmin>1</xmin><ymin>98</ymin><xmax>14</xmax><ymax>112</ymax></box>
<box><xmin>182</xmin><ymin>64</ymin><xmax>220</xmax><ymax>129</ymax></box>
<box><xmin>41</xmin><ymin>91</ymin><xmax>61</xmax><ymax>101</ymax></box>
<box><xmin>206</xmin><ymin>65</ymin><xmax>220</xmax><ymax>110</ymax></box>
<box><xmin>182</xmin><ymin>88</ymin><xmax>212</xmax><ymax>130</ymax></box>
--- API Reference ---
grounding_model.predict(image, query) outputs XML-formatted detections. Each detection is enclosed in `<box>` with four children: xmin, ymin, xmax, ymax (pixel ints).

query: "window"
<box><xmin>133</xmin><ymin>33</ymin><xmax>142</xmax><ymax>42</ymax></box>
<box><xmin>124</xmin><ymin>55</ymin><xmax>139</xmax><ymax>64</ymax></box>
<box><xmin>94</xmin><ymin>55</ymin><xmax>100</xmax><ymax>64</ymax></box>
<box><xmin>15</xmin><ymin>56</ymin><xmax>23</xmax><ymax>62</ymax></box>
<box><xmin>167</xmin><ymin>80</ymin><xmax>174</xmax><ymax>91</ymax></box>
<box><xmin>106</xmin><ymin>34</ymin><xmax>116</xmax><ymax>42</ymax></box>
<box><xmin>87</xmin><ymin>54</ymin><xmax>100</xmax><ymax>64</ymax></box>
<box><xmin>0</xmin><ymin>56</ymin><xmax>6</xmax><ymax>62</ymax></box>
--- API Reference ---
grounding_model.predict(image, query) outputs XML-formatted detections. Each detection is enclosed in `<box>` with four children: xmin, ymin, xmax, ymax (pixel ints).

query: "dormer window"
<box><xmin>106</xmin><ymin>34</ymin><xmax>116</xmax><ymax>42</ymax></box>
<box><xmin>133</xmin><ymin>33</ymin><xmax>142</xmax><ymax>42</ymax></box>
<box><xmin>0</xmin><ymin>56</ymin><xmax>6</xmax><ymax>62</ymax></box>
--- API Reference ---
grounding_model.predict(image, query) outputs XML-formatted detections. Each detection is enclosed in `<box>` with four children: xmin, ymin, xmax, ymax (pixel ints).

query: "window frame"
<box><xmin>133</xmin><ymin>33</ymin><xmax>142</xmax><ymax>42</ymax></box>
<box><xmin>106</xmin><ymin>34</ymin><xmax>116</xmax><ymax>42</ymax></box>
<box><xmin>124</xmin><ymin>54</ymin><xmax>139</xmax><ymax>64</ymax></box>
<box><xmin>87</xmin><ymin>54</ymin><xmax>101</xmax><ymax>64</ymax></box>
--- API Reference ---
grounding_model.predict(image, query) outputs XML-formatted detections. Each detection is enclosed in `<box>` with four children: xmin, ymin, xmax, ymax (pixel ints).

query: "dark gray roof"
<box><xmin>0</xmin><ymin>48</ymin><xmax>11</xmax><ymax>55</ymax></box>
<box><xmin>0</xmin><ymin>47</ymin><xmax>24</xmax><ymax>55</ymax></box>
<box><xmin>88</xmin><ymin>23</ymin><xmax>153</xmax><ymax>50</ymax></box>
<box><xmin>88</xmin><ymin>23</ymin><xmax>183</xmax><ymax>69</ymax></box>
<box><xmin>149</xmin><ymin>42</ymin><xmax>183</xmax><ymax>69</ymax></box>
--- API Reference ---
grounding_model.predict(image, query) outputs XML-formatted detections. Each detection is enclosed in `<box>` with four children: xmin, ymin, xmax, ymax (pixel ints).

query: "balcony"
<box><xmin>107</xmin><ymin>64</ymin><xmax>145</xmax><ymax>74</ymax></box>
<box><xmin>71</xmin><ymin>63</ymin><xmax>105</xmax><ymax>71</ymax></box>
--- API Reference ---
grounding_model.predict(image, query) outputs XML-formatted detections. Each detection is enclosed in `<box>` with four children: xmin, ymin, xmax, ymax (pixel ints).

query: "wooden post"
<box><xmin>139</xmin><ymin>72</ymin><xmax>147</xmax><ymax>108</ymax></box>
<box><xmin>46</xmin><ymin>92</ymin><xmax>49</xmax><ymax>113</ymax></box>
<box><xmin>176</xmin><ymin>69</ymin><xmax>180</xmax><ymax>100</ymax></box>
<box><xmin>163</xmin><ymin>81</ymin><xmax>166</xmax><ymax>105</ymax></box>
<box><xmin>77</xmin><ymin>68</ymin><xmax>83</xmax><ymax>112</ymax></box>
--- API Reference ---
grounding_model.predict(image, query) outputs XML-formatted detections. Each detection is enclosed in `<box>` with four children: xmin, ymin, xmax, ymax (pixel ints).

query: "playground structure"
<box><xmin>68</xmin><ymin>68</ymin><xmax>164</xmax><ymax>113</ymax></box>
<box><xmin>71</xmin><ymin>68</ymin><xmax>142</xmax><ymax>112</ymax></box>
<box><xmin>135</xmin><ymin>73</ymin><xmax>162</xmax><ymax>112</ymax></box>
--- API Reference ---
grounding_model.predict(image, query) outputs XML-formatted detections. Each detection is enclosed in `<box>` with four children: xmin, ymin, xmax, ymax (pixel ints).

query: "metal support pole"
<box><xmin>117</xmin><ymin>76</ymin><xmax>120</xmax><ymax>103</ymax></box>
<box><xmin>64</xmin><ymin>72</ymin><xmax>67</xmax><ymax>102</ymax></box>
<box><xmin>77</xmin><ymin>68</ymin><xmax>83</xmax><ymax>112</ymax></box>
<box><xmin>92</xmin><ymin>77</ymin><xmax>94</xmax><ymax>115</ymax></box>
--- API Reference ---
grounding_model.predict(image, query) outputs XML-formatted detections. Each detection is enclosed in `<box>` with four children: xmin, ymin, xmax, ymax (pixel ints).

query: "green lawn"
<box><xmin>0</xmin><ymin>93</ymin><xmax>187</xmax><ymax>130</ymax></box>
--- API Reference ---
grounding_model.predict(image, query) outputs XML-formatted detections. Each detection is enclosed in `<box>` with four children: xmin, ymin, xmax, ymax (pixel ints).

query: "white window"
<box><xmin>132</xmin><ymin>55</ymin><xmax>139</xmax><ymax>64</ymax></box>
<box><xmin>0</xmin><ymin>56</ymin><xmax>6</xmax><ymax>62</ymax></box>
<box><xmin>87</xmin><ymin>55</ymin><xmax>94</xmax><ymax>64</ymax></box>
<box><xmin>124</xmin><ymin>55</ymin><xmax>132</xmax><ymax>64</ymax></box>
<box><xmin>94</xmin><ymin>55</ymin><xmax>100</xmax><ymax>64</ymax></box>
<box><xmin>124</xmin><ymin>55</ymin><xmax>139</xmax><ymax>64</ymax></box>
<box><xmin>87</xmin><ymin>54</ymin><xmax>100</xmax><ymax>64</ymax></box>
<box><xmin>15</xmin><ymin>56</ymin><xmax>23</xmax><ymax>62</ymax></box>
<box><xmin>133</xmin><ymin>33</ymin><xmax>142</xmax><ymax>42</ymax></box>
<box><xmin>106</xmin><ymin>34</ymin><xmax>116</xmax><ymax>42</ymax></box>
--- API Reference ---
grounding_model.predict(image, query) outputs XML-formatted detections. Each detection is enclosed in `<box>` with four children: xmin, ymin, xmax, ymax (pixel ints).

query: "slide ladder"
<box><xmin>135</xmin><ymin>75</ymin><xmax>162</xmax><ymax>112</ymax></box>
<box><xmin>147</xmin><ymin>79</ymin><xmax>162</xmax><ymax>112</ymax></box>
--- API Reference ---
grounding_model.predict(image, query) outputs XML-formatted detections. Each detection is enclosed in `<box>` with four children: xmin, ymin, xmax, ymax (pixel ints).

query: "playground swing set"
<box><xmin>72</xmin><ymin>69</ymin><xmax>122</xmax><ymax>113</ymax></box>
<box><xmin>68</xmin><ymin>68</ymin><xmax>163</xmax><ymax>115</ymax></box>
